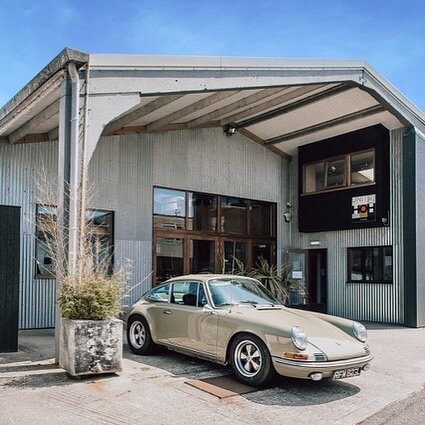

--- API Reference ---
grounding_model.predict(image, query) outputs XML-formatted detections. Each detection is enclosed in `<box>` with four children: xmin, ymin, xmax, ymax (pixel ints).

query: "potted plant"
<box><xmin>36</xmin><ymin>198</ymin><xmax>126</xmax><ymax>377</ymax></box>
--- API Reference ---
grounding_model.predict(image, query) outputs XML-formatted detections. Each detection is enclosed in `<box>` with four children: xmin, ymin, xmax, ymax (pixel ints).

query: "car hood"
<box><xmin>223</xmin><ymin>305</ymin><xmax>368</xmax><ymax>360</ymax></box>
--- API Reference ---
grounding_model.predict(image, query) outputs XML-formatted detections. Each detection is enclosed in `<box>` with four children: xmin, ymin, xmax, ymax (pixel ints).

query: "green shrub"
<box><xmin>59</xmin><ymin>275</ymin><xmax>121</xmax><ymax>320</ymax></box>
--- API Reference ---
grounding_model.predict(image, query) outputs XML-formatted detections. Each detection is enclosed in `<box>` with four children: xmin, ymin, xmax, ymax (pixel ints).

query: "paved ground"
<box><xmin>1</xmin><ymin>324</ymin><xmax>425</xmax><ymax>424</ymax></box>
<box><xmin>359</xmin><ymin>388</ymin><xmax>425</xmax><ymax>425</ymax></box>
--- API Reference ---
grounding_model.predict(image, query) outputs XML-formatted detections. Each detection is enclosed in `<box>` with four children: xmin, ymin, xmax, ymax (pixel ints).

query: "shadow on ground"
<box><xmin>123</xmin><ymin>341</ymin><xmax>361</xmax><ymax>407</ymax></box>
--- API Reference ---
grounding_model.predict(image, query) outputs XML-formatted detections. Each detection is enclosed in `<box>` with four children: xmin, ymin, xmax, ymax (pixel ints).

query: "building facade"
<box><xmin>0</xmin><ymin>49</ymin><xmax>424</xmax><ymax>329</ymax></box>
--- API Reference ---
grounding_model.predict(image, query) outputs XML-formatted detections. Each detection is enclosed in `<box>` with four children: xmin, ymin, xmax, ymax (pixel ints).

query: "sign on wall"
<box><xmin>352</xmin><ymin>194</ymin><xmax>376</xmax><ymax>222</ymax></box>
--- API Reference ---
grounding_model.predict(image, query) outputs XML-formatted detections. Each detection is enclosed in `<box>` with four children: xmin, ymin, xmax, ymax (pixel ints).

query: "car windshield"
<box><xmin>207</xmin><ymin>277</ymin><xmax>279</xmax><ymax>307</ymax></box>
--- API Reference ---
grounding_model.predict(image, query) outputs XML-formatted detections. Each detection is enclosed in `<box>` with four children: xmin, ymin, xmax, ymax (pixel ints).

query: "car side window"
<box><xmin>146</xmin><ymin>284</ymin><xmax>170</xmax><ymax>302</ymax></box>
<box><xmin>171</xmin><ymin>281</ymin><xmax>204</xmax><ymax>307</ymax></box>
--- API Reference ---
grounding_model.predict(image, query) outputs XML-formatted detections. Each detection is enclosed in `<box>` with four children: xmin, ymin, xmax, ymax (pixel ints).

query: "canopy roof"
<box><xmin>1</xmin><ymin>48</ymin><xmax>424</xmax><ymax>156</ymax></box>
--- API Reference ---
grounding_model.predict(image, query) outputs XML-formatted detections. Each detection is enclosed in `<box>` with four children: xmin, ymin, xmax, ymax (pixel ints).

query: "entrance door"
<box><xmin>0</xmin><ymin>205</ymin><xmax>20</xmax><ymax>352</ymax></box>
<box><xmin>307</xmin><ymin>249</ymin><xmax>327</xmax><ymax>313</ymax></box>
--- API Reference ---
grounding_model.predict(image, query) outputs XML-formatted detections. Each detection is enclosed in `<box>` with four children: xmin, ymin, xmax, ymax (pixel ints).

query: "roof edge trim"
<box><xmin>0</xmin><ymin>48</ymin><xmax>88</xmax><ymax>122</ymax></box>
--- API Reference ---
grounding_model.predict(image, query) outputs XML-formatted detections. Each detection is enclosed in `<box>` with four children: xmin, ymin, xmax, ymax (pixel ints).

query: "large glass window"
<box><xmin>221</xmin><ymin>197</ymin><xmax>247</xmax><ymax>234</ymax></box>
<box><xmin>153</xmin><ymin>188</ymin><xmax>186</xmax><ymax>229</ymax></box>
<box><xmin>303</xmin><ymin>150</ymin><xmax>375</xmax><ymax>194</ymax></box>
<box><xmin>155</xmin><ymin>237</ymin><xmax>184</xmax><ymax>284</ymax></box>
<box><xmin>153</xmin><ymin>187</ymin><xmax>276</xmax><ymax>284</ymax></box>
<box><xmin>35</xmin><ymin>206</ymin><xmax>113</xmax><ymax>278</ymax></box>
<box><xmin>188</xmin><ymin>192</ymin><xmax>217</xmax><ymax>232</ymax></box>
<box><xmin>190</xmin><ymin>240</ymin><xmax>215</xmax><ymax>274</ymax></box>
<box><xmin>347</xmin><ymin>246</ymin><xmax>392</xmax><ymax>283</ymax></box>
<box><xmin>223</xmin><ymin>241</ymin><xmax>246</xmax><ymax>273</ymax></box>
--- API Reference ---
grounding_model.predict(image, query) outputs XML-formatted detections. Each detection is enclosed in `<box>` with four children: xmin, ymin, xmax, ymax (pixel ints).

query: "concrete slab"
<box><xmin>0</xmin><ymin>324</ymin><xmax>424</xmax><ymax>424</ymax></box>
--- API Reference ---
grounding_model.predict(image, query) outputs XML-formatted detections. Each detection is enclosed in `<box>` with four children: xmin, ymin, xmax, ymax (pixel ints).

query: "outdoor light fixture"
<box><xmin>223</xmin><ymin>124</ymin><xmax>236</xmax><ymax>136</ymax></box>
<box><xmin>309</xmin><ymin>240</ymin><xmax>321</xmax><ymax>246</ymax></box>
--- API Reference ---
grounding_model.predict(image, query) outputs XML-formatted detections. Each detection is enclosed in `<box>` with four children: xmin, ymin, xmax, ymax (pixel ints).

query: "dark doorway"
<box><xmin>307</xmin><ymin>249</ymin><xmax>327</xmax><ymax>313</ymax></box>
<box><xmin>0</xmin><ymin>205</ymin><xmax>20</xmax><ymax>352</ymax></box>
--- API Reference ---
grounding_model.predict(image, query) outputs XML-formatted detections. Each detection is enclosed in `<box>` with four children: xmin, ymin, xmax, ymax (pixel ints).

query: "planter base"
<box><xmin>60</xmin><ymin>318</ymin><xmax>123</xmax><ymax>377</ymax></box>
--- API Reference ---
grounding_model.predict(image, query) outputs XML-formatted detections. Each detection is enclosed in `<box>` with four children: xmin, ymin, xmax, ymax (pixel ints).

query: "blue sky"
<box><xmin>0</xmin><ymin>0</ymin><xmax>424</xmax><ymax>111</ymax></box>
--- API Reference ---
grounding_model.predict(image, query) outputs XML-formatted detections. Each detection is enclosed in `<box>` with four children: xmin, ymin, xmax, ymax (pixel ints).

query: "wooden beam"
<box><xmin>238</xmin><ymin>128</ymin><xmax>290</xmax><ymax>160</ymax></box>
<box><xmin>9</xmin><ymin>101</ymin><xmax>60</xmax><ymax>144</ymax></box>
<box><xmin>220</xmin><ymin>84</ymin><xmax>327</xmax><ymax>127</ymax></box>
<box><xmin>14</xmin><ymin>133</ymin><xmax>50</xmax><ymax>144</ymax></box>
<box><xmin>107</xmin><ymin>120</ymin><xmax>221</xmax><ymax>136</ymax></box>
<box><xmin>146</xmin><ymin>90</ymin><xmax>239</xmax><ymax>133</ymax></box>
<box><xmin>48</xmin><ymin>127</ymin><xmax>59</xmax><ymax>141</ymax></box>
<box><xmin>265</xmin><ymin>105</ymin><xmax>386</xmax><ymax>145</ymax></box>
<box><xmin>103</xmin><ymin>94</ymin><xmax>186</xmax><ymax>136</ymax></box>
<box><xmin>187</xmin><ymin>87</ymin><xmax>285</xmax><ymax>128</ymax></box>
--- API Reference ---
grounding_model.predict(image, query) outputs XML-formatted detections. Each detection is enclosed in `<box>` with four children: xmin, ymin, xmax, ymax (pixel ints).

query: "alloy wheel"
<box><xmin>234</xmin><ymin>339</ymin><xmax>262</xmax><ymax>377</ymax></box>
<box><xmin>129</xmin><ymin>320</ymin><xmax>146</xmax><ymax>349</ymax></box>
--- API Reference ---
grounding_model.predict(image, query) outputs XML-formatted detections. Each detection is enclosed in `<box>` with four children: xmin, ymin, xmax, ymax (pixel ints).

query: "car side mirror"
<box><xmin>202</xmin><ymin>304</ymin><xmax>216</xmax><ymax>314</ymax></box>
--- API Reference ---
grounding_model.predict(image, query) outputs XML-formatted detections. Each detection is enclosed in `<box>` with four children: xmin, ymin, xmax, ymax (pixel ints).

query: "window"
<box><xmin>303</xmin><ymin>149</ymin><xmax>375</xmax><ymax>194</ymax></box>
<box><xmin>170</xmin><ymin>281</ymin><xmax>206</xmax><ymax>307</ymax></box>
<box><xmin>146</xmin><ymin>284</ymin><xmax>170</xmax><ymax>302</ymax></box>
<box><xmin>35</xmin><ymin>206</ymin><xmax>114</xmax><ymax>278</ymax></box>
<box><xmin>153</xmin><ymin>187</ymin><xmax>276</xmax><ymax>284</ymax></box>
<box><xmin>221</xmin><ymin>197</ymin><xmax>247</xmax><ymax>234</ymax></box>
<box><xmin>351</xmin><ymin>150</ymin><xmax>375</xmax><ymax>186</ymax></box>
<box><xmin>347</xmin><ymin>246</ymin><xmax>392</xmax><ymax>283</ymax></box>
<box><xmin>154</xmin><ymin>188</ymin><xmax>186</xmax><ymax>229</ymax></box>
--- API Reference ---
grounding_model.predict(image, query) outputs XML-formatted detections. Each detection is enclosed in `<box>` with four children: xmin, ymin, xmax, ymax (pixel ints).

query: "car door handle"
<box><xmin>163</xmin><ymin>310</ymin><xmax>172</xmax><ymax>315</ymax></box>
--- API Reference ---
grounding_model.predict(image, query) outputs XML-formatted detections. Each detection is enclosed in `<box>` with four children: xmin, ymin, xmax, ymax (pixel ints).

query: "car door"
<box><xmin>162</xmin><ymin>280</ymin><xmax>219</xmax><ymax>358</ymax></box>
<box><xmin>143</xmin><ymin>283</ymin><xmax>171</xmax><ymax>343</ymax></box>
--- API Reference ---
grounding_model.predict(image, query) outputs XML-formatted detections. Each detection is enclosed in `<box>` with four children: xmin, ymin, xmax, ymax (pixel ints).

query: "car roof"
<box><xmin>162</xmin><ymin>274</ymin><xmax>255</xmax><ymax>284</ymax></box>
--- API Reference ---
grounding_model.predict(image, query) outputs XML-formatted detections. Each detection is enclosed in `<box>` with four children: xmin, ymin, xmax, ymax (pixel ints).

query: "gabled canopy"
<box><xmin>1</xmin><ymin>48</ymin><xmax>424</xmax><ymax>157</ymax></box>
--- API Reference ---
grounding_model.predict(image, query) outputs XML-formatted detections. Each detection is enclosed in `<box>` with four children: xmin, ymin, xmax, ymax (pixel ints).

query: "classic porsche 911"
<box><xmin>126</xmin><ymin>275</ymin><xmax>372</xmax><ymax>386</ymax></box>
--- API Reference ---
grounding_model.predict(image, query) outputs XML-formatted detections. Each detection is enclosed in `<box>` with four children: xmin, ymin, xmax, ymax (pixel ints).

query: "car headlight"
<box><xmin>353</xmin><ymin>322</ymin><xmax>367</xmax><ymax>343</ymax></box>
<box><xmin>290</xmin><ymin>326</ymin><xmax>307</xmax><ymax>350</ymax></box>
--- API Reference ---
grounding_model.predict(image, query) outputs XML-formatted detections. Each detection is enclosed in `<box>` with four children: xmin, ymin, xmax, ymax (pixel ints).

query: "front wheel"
<box><xmin>229</xmin><ymin>334</ymin><xmax>275</xmax><ymax>386</ymax></box>
<box><xmin>127</xmin><ymin>314</ymin><xmax>155</xmax><ymax>355</ymax></box>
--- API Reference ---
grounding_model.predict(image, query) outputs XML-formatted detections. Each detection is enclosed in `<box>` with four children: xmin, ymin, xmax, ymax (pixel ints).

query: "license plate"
<box><xmin>333</xmin><ymin>367</ymin><xmax>361</xmax><ymax>379</ymax></box>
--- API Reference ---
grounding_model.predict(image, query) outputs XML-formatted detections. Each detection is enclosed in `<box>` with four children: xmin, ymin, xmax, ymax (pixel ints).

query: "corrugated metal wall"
<box><xmin>0</xmin><ymin>128</ymin><xmax>283</xmax><ymax>328</ymax></box>
<box><xmin>288</xmin><ymin>128</ymin><xmax>405</xmax><ymax>324</ymax></box>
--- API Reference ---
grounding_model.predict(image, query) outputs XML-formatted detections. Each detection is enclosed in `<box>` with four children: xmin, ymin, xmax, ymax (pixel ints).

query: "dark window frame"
<box><xmin>303</xmin><ymin>148</ymin><xmax>376</xmax><ymax>195</ymax></box>
<box><xmin>35</xmin><ymin>204</ymin><xmax>114</xmax><ymax>279</ymax></box>
<box><xmin>347</xmin><ymin>245</ymin><xmax>393</xmax><ymax>284</ymax></box>
<box><xmin>152</xmin><ymin>186</ymin><xmax>277</xmax><ymax>285</ymax></box>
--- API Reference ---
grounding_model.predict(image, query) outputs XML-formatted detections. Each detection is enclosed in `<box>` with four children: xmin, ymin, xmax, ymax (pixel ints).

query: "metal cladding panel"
<box><xmin>0</xmin><ymin>141</ymin><xmax>58</xmax><ymax>329</ymax></box>
<box><xmin>414</xmin><ymin>131</ymin><xmax>425</xmax><ymax>325</ymax></box>
<box><xmin>151</xmin><ymin>128</ymin><xmax>282</xmax><ymax>202</ymax></box>
<box><xmin>289</xmin><ymin>128</ymin><xmax>405</xmax><ymax>324</ymax></box>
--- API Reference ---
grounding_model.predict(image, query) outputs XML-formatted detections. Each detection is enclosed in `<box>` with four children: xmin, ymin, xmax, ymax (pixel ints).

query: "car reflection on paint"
<box><xmin>126</xmin><ymin>274</ymin><xmax>372</xmax><ymax>386</ymax></box>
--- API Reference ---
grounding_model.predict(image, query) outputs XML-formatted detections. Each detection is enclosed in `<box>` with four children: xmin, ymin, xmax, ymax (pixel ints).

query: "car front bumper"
<box><xmin>272</xmin><ymin>354</ymin><xmax>373</xmax><ymax>380</ymax></box>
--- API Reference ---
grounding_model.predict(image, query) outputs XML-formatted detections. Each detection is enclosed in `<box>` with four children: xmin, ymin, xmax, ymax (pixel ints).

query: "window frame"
<box><xmin>302</xmin><ymin>148</ymin><xmax>376</xmax><ymax>195</ymax></box>
<box><xmin>34</xmin><ymin>205</ymin><xmax>114</xmax><ymax>279</ymax></box>
<box><xmin>152</xmin><ymin>186</ymin><xmax>277</xmax><ymax>285</ymax></box>
<box><xmin>346</xmin><ymin>245</ymin><xmax>393</xmax><ymax>284</ymax></box>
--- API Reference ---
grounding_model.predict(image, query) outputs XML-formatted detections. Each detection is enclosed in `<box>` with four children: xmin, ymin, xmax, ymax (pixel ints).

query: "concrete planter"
<box><xmin>59</xmin><ymin>318</ymin><xmax>123</xmax><ymax>377</ymax></box>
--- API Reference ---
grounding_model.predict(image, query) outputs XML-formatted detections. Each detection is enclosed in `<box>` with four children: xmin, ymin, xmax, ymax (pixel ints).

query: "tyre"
<box><xmin>229</xmin><ymin>333</ymin><xmax>275</xmax><ymax>386</ymax></box>
<box><xmin>127</xmin><ymin>314</ymin><xmax>155</xmax><ymax>355</ymax></box>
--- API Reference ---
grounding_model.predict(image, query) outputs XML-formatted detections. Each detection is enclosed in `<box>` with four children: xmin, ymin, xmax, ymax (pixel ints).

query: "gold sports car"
<box><xmin>126</xmin><ymin>275</ymin><xmax>372</xmax><ymax>386</ymax></box>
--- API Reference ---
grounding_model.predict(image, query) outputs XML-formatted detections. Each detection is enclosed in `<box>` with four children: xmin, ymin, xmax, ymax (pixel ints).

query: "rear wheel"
<box><xmin>127</xmin><ymin>314</ymin><xmax>155</xmax><ymax>355</ymax></box>
<box><xmin>229</xmin><ymin>333</ymin><xmax>275</xmax><ymax>386</ymax></box>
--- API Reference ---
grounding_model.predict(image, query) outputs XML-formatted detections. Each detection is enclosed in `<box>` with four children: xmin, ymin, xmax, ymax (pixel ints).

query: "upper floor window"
<box><xmin>303</xmin><ymin>149</ymin><xmax>375</xmax><ymax>194</ymax></box>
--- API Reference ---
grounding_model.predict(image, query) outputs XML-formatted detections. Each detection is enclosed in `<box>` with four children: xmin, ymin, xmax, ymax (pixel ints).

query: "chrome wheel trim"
<box><xmin>129</xmin><ymin>320</ymin><xmax>146</xmax><ymax>349</ymax></box>
<box><xmin>234</xmin><ymin>339</ymin><xmax>262</xmax><ymax>378</ymax></box>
